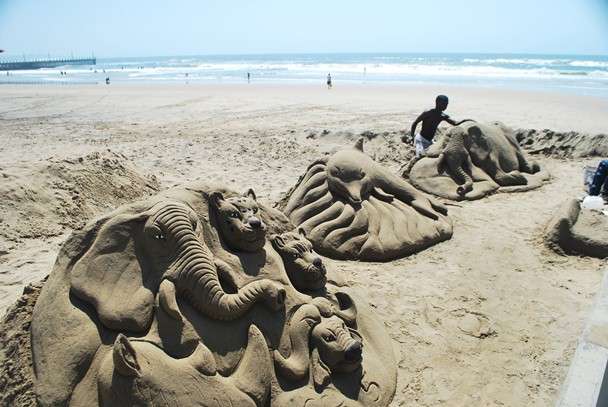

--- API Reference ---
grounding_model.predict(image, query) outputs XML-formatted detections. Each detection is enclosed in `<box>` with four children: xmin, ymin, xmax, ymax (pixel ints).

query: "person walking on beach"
<box><xmin>327</xmin><ymin>73</ymin><xmax>332</xmax><ymax>89</ymax></box>
<box><xmin>247</xmin><ymin>72</ymin><xmax>251</xmax><ymax>83</ymax></box>
<box><xmin>407</xmin><ymin>95</ymin><xmax>473</xmax><ymax>157</ymax></box>
<box><xmin>589</xmin><ymin>159</ymin><xmax>608</xmax><ymax>200</ymax></box>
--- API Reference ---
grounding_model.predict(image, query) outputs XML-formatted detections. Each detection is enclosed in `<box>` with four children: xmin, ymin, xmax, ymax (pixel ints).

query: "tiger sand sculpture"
<box><xmin>407</xmin><ymin>121</ymin><xmax>550</xmax><ymax>200</ymax></box>
<box><xmin>26</xmin><ymin>180</ymin><xmax>397</xmax><ymax>406</ymax></box>
<box><xmin>279</xmin><ymin>138</ymin><xmax>453</xmax><ymax>261</ymax></box>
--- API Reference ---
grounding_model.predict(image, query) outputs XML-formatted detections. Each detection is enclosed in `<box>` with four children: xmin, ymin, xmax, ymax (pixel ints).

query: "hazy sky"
<box><xmin>1</xmin><ymin>0</ymin><xmax>607</xmax><ymax>57</ymax></box>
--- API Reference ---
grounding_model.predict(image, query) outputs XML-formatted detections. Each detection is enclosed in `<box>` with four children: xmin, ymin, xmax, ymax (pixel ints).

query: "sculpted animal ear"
<box><xmin>245</xmin><ymin>188</ymin><xmax>257</xmax><ymax>201</ymax></box>
<box><xmin>333</xmin><ymin>291</ymin><xmax>358</xmax><ymax>328</ymax></box>
<box><xmin>271</xmin><ymin>234</ymin><xmax>286</xmax><ymax>250</ymax></box>
<box><xmin>348</xmin><ymin>327</ymin><xmax>363</xmax><ymax>344</ymax></box>
<box><xmin>113</xmin><ymin>334</ymin><xmax>141</xmax><ymax>377</ymax></box>
<box><xmin>209</xmin><ymin>191</ymin><xmax>225</xmax><ymax>208</ymax></box>
<box><xmin>354</xmin><ymin>137</ymin><xmax>364</xmax><ymax>152</ymax></box>
<box><xmin>311</xmin><ymin>348</ymin><xmax>331</xmax><ymax>392</ymax></box>
<box><xmin>70</xmin><ymin>210</ymin><xmax>157</xmax><ymax>333</ymax></box>
<box><xmin>297</xmin><ymin>227</ymin><xmax>307</xmax><ymax>239</ymax></box>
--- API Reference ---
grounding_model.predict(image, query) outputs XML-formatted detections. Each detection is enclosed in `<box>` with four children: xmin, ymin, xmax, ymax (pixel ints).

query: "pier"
<box><xmin>0</xmin><ymin>57</ymin><xmax>96</xmax><ymax>71</ymax></box>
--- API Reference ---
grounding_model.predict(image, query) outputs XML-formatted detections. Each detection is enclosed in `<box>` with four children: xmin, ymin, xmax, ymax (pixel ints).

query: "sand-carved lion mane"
<box><xmin>407</xmin><ymin>121</ymin><xmax>550</xmax><ymax>200</ymax></box>
<box><xmin>279</xmin><ymin>138</ymin><xmax>453</xmax><ymax>261</ymax></box>
<box><xmin>28</xmin><ymin>181</ymin><xmax>397</xmax><ymax>407</ymax></box>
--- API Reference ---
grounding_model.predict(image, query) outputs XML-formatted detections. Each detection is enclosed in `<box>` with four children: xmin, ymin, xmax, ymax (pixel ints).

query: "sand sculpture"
<box><xmin>278</xmin><ymin>138</ymin><xmax>452</xmax><ymax>261</ymax></box>
<box><xmin>544</xmin><ymin>199</ymin><xmax>608</xmax><ymax>258</ymax></box>
<box><xmin>29</xmin><ymin>181</ymin><xmax>397</xmax><ymax>406</ymax></box>
<box><xmin>407</xmin><ymin>121</ymin><xmax>550</xmax><ymax>200</ymax></box>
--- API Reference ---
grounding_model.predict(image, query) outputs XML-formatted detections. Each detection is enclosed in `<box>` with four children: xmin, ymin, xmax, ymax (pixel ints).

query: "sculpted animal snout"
<box><xmin>344</xmin><ymin>341</ymin><xmax>362</xmax><ymax>362</ymax></box>
<box><xmin>248</xmin><ymin>216</ymin><xmax>263</xmax><ymax>229</ymax></box>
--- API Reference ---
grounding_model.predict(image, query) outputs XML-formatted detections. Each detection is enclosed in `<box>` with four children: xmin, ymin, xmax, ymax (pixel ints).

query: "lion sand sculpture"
<box><xmin>544</xmin><ymin>199</ymin><xmax>608</xmax><ymax>259</ymax></box>
<box><xmin>407</xmin><ymin>121</ymin><xmax>550</xmax><ymax>201</ymax></box>
<box><xmin>29</xmin><ymin>181</ymin><xmax>397</xmax><ymax>406</ymax></box>
<box><xmin>278</xmin><ymin>138</ymin><xmax>453</xmax><ymax>261</ymax></box>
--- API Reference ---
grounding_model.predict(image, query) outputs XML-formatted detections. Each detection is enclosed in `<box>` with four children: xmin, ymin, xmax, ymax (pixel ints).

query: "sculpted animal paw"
<box><xmin>410</xmin><ymin>199</ymin><xmax>439</xmax><ymax>220</ymax></box>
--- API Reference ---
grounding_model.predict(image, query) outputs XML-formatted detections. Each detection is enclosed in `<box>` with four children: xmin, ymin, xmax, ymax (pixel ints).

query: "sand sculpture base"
<box><xmin>545</xmin><ymin>199</ymin><xmax>608</xmax><ymax>258</ymax></box>
<box><xmin>11</xmin><ymin>181</ymin><xmax>397</xmax><ymax>406</ymax></box>
<box><xmin>407</xmin><ymin>122</ymin><xmax>550</xmax><ymax>201</ymax></box>
<box><xmin>278</xmin><ymin>139</ymin><xmax>452</xmax><ymax>262</ymax></box>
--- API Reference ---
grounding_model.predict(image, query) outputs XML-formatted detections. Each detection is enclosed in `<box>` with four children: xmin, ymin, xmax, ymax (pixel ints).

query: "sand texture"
<box><xmin>515</xmin><ymin>129</ymin><xmax>608</xmax><ymax>158</ymax></box>
<box><xmin>1</xmin><ymin>84</ymin><xmax>607</xmax><ymax>406</ymax></box>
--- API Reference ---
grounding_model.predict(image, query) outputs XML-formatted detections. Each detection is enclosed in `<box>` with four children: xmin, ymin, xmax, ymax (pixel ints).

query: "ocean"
<box><xmin>1</xmin><ymin>53</ymin><xmax>607</xmax><ymax>97</ymax></box>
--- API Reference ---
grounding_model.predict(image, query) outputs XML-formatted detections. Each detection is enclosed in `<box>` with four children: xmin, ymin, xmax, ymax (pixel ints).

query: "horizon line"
<box><xmin>1</xmin><ymin>51</ymin><xmax>608</xmax><ymax>60</ymax></box>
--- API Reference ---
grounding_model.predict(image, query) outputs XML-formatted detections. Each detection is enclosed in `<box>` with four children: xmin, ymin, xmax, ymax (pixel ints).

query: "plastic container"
<box><xmin>582</xmin><ymin>195</ymin><xmax>605</xmax><ymax>210</ymax></box>
<box><xmin>583</xmin><ymin>165</ymin><xmax>597</xmax><ymax>193</ymax></box>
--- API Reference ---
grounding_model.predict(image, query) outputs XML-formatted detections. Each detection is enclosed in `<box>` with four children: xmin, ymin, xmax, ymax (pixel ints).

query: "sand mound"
<box><xmin>0</xmin><ymin>151</ymin><xmax>160</xmax><ymax>243</ymax></box>
<box><xmin>305</xmin><ymin>128</ymin><xmax>416</xmax><ymax>168</ymax></box>
<box><xmin>0</xmin><ymin>280</ymin><xmax>42</xmax><ymax>407</ymax></box>
<box><xmin>545</xmin><ymin>199</ymin><xmax>608</xmax><ymax>258</ymax></box>
<box><xmin>515</xmin><ymin>129</ymin><xmax>608</xmax><ymax>158</ymax></box>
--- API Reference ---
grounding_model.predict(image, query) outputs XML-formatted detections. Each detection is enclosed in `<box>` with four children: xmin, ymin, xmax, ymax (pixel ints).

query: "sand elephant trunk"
<box><xmin>452</xmin><ymin>163</ymin><xmax>474</xmax><ymax>196</ymax></box>
<box><xmin>159</xmin><ymin>204</ymin><xmax>284</xmax><ymax>320</ymax></box>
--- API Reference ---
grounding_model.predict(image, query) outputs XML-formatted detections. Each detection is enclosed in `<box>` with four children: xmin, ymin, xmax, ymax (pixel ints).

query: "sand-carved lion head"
<box><xmin>271</xmin><ymin>228</ymin><xmax>327</xmax><ymax>291</ymax></box>
<box><xmin>312</xmin><ymin>315</ymin><xmax>363</xmax><ymax>375</ymax></box>
<box><xmin>210</xmin><ymin>188</ymin><xmax>266</xmax><ymax>252</ymax></box>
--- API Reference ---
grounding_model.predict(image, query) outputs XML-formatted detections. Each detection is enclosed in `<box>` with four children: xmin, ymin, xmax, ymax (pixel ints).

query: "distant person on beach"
<box><xmin>247</xmin><ymin>72</ymin><xmax>251</xmax><ymax>83</ymax></box>
<box><xmin>407</xmin><ymin>95</ymin><xmax>473</xmax><ymax>157</ymax></box>
<box><xmin>327</xmin><ymin>73</ymin><xmax>332</xmax><ymax>89</ymax></box>
<box><xmin>589</xmin><ymin>159</ymin><xmax>608</xmax><ymax>199</ymax></box>
<box><xmin>105</xmin><ymin>77</ymin><xmax>110</xmax><ymax>85</ymax></box>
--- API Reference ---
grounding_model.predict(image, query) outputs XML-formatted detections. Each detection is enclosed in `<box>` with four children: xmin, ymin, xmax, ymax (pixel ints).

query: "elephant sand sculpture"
<box><xmin>278</xmin><ymin>138</ymin><xmax>453</xmax><ymax>261</ymax></box>
<box><xmin>28</xmin><ymin>180</ymin><xmax>397</xmax><ymax>406</ymax></box>
<box><xmin>407</xmin><ymin>121</ymin><xmax>550</xmax><ymax>200</ymax></box>
<box><xmin>544</xmin><ymin>199</ymin><xmax>608</xmax><ymax>258</ymax></box>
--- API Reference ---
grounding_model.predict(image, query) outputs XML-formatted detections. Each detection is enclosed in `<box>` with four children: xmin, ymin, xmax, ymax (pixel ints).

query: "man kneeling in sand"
<box><xmin>406</xmin><ymin>95</ymin><xmax>473</xmax><ymax>157</ymax></box>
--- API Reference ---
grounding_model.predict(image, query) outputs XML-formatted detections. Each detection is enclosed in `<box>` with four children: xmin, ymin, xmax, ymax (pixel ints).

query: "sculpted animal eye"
<box><xmin>252</xmin><ymin>207</ymin><xmax>258</xmax><ymax>214</ymax></box>
<box><xmin>150</xmin><ymin>225</ymin><xmax>166</xmax><ymax>241</ymax></box>
<box><xmin>230</xmin><ymin>211</ymin><xmax>240</xmax><ymax>218</ymax></box>
<box><xmin>323</xmin><ymin>334</ymin><xmax>336</xmax><ymax>342</ymax></box>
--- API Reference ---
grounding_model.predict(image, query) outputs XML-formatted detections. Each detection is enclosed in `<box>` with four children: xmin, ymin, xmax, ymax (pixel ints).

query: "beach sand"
<box><xmin>1</xmin><ymin>83</ymin><xmax>607</xmax><ymax>406</ymax></box>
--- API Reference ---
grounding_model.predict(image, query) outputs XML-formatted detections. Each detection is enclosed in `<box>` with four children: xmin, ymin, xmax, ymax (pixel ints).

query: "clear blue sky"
<box><xmin>1</xmin><ymin>0</ymin><xmax>607</xmax><ymax>57</ymax></box>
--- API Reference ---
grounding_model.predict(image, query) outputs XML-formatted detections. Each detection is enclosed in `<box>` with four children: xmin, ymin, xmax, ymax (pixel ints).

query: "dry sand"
<box><xmin>1</xmin><ymin>83</ymin><xmax>607</xmax><ymax>406</ymax></box>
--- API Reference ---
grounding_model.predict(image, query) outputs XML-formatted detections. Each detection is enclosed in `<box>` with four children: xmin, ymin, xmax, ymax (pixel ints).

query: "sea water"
<box><xmin>1</xmin><ymin>53</ymin><xmax>607</xmax><ymax>97</ymax></box>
